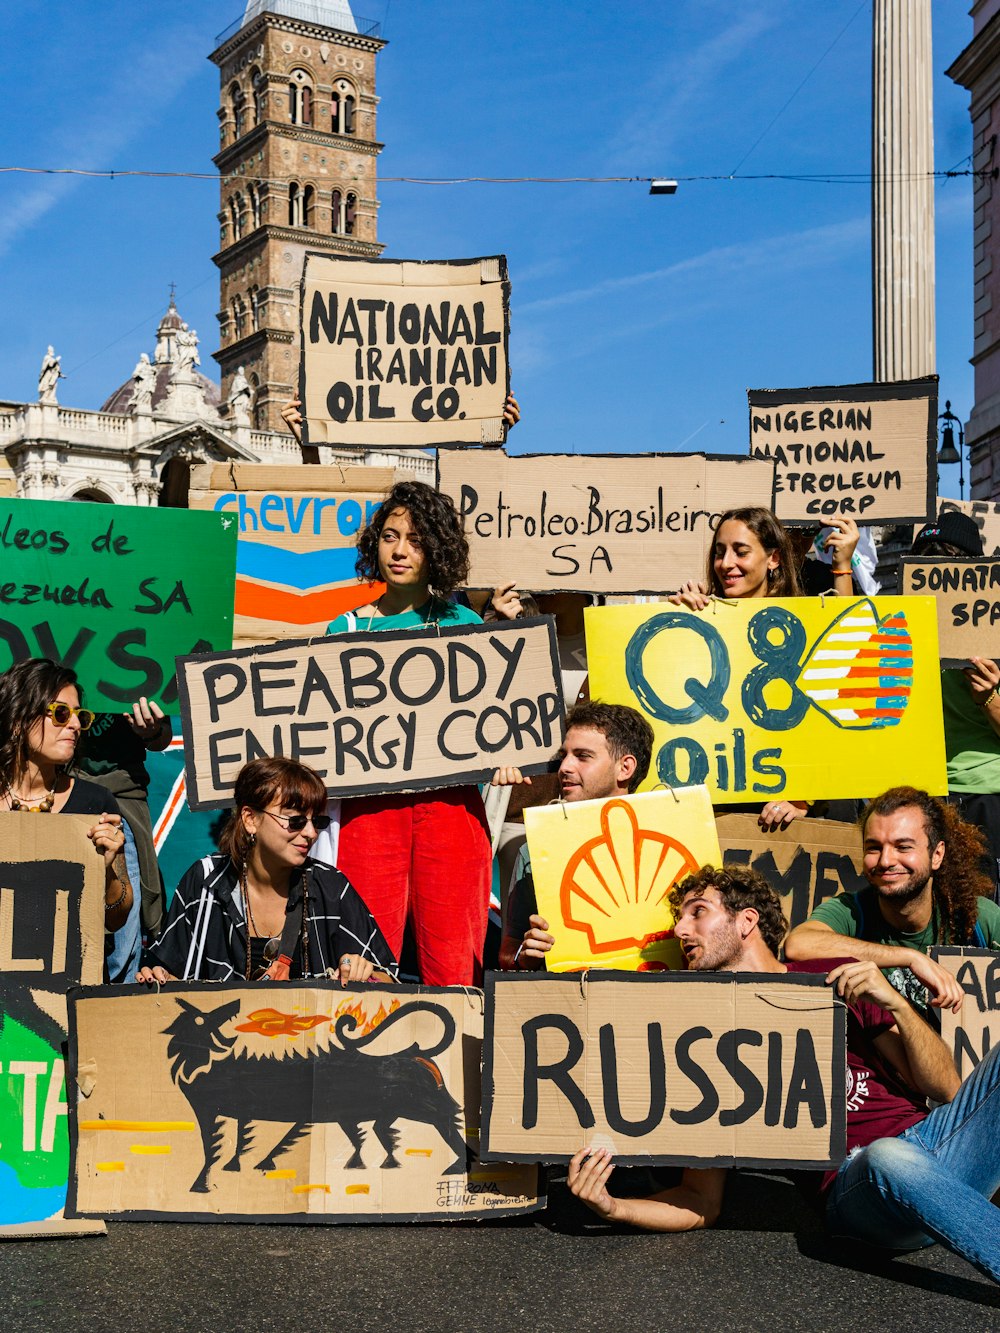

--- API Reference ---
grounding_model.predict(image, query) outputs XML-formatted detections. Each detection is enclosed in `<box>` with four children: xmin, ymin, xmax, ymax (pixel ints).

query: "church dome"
<box><xmin>100</xmin><ymin>297</ymin><xmax>221</xmax><ymax>416</ymax></box>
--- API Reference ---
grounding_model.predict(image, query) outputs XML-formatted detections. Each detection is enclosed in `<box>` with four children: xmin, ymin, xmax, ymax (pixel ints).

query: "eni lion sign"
<box><xmin>67</xmin><ymin>982</ymin><xmax>540</xmax><ymax>1223</ymax></box>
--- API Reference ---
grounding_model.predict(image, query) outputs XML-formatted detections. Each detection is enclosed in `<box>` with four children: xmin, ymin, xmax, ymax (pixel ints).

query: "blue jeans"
<box><xmin>826</xmin><ymin>1043</ymin><xmax>1000</xmax><ymax>1282</ymax></box>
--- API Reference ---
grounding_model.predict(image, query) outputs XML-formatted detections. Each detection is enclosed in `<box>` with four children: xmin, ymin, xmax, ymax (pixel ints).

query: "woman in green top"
<box><xmin>327</xmin><ymin>480</ymin><xmax>502</xmax><ymax>986</ymax></box>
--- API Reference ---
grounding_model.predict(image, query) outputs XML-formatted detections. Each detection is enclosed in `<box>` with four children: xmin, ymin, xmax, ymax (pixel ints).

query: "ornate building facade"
<box><xmin>0</xmin><ymin>1</ymin><xmax>429</xmax><ymax>506</ymax></box>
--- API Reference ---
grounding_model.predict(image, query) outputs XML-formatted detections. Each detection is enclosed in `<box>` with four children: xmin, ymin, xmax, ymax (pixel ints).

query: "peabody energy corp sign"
<box><xmin>177</xmin><ymin>617</ymin><xmax>563</xmax><ymax>809</ymax></box>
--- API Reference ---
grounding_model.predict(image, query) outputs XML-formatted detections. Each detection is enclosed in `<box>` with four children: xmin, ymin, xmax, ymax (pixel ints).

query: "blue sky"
<box><xmin>0</xmin><ymin>1</ymin><xmax>978</xmax><ymax>494</ymax></box>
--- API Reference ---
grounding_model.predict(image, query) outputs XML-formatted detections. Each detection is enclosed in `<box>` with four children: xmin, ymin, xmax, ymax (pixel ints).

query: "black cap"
<box><xmin>912</xmin><ymin>510</ymin><xmax>984</xmax><ymax>558</ymax></box>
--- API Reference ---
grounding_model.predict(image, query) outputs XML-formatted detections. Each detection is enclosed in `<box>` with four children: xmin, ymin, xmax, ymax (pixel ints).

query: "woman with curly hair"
<box><xmin>785</xmin><ymin>786</ymin><xmax>1000</xmax><ymax>1018</ymax></box>
<box><xmin>324</xmin><ymin>480</ymin><xmax>502</xmax><ymax>986</ymax></box>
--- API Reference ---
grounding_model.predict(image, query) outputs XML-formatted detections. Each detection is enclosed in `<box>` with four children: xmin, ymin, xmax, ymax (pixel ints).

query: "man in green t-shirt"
<box><xmin>785</xmin><ymin>786</ymin><xmax>1000</xmax><ymax>1018</ymax></box>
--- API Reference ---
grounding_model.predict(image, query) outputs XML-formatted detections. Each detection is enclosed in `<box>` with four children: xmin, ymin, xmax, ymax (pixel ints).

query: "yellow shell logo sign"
<box><xmin>799</xmin><ymin>599</ymin><xmax>912</xmax><ymax>730</ymax></box>
<box><xmin>559</xmin><ymin>800</ymin><xmax>698</xmax><ymax>961</ymax></box>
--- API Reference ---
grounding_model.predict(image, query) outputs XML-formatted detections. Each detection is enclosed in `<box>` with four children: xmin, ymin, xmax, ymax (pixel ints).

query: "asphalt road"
<box><xmin>2</xmin><ymin>1173</ymin><xmax>997</xmax><ymax>1332</ymax></box>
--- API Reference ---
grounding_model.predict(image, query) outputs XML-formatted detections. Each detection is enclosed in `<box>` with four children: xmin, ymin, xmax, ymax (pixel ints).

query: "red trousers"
<box><xmin>336</xmin><ymin>786</ymin><xmax>491</xmax><ymax>987</ymax></box>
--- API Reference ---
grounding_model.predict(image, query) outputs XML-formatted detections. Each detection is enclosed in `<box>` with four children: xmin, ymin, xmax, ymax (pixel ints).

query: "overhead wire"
<box><xmin>0</xmin><ymin>165</ymin><xmax>990</xmax><ymax>186</ymax></box>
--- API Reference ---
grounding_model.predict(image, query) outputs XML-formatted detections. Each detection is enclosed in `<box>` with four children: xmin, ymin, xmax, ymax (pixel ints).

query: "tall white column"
<box><xmin>872</xmin><ymin>0</ymin><xmax>936</xmax><ymax>382</ymax></box>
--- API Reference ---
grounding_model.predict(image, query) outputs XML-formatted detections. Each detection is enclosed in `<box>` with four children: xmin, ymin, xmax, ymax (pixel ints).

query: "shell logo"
<box><xmin>559</xmin><ymin>800</ymin><xmax>698</xmax><ymax>955</ymax></box>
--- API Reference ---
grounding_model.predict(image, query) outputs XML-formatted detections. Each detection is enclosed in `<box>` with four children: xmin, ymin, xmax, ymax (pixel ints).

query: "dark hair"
<box><xmin>705</xmin><ymin>506</ymin><xmax>802</xmax><ymax>598</ymax></box>
<box><xmin>668</xmin><ymin>864</ymin><xmax>789</xmax><ymax>956</ymax></box>
<box><xmin>564</xmin><ymin>701</ymin><xmax>653</xmax><ymax>792</ymax></box>
<box><xmin>861</xmin><ymin>787</ymin><xmax>989</xmax><ymax>945</ymax></box>
<box><xmin>355</xmin><ymin>480</ymin><xmax>469</xmax><ymax>596</ymax></box>
<box><xmin>218</xmin><ymin>758</ymin><xmax>328</xmax><ymax>869</ymax></box>
<box><xmin>0</xmin><ymin>658</ymin><xmax>82</xmax><ymax>780</ymax></box>
<box><xmin>482</xmin><ymin>592</ymin><xmax>540</xmax><ymax>622</ymax></box>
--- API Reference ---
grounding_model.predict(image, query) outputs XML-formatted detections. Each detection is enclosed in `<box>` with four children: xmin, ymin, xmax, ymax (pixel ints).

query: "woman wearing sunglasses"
<box><xmin>138</xmin><ymin>756</ymin><xmax>397</xmax><ymax>985</ymax></box>
<box><xmin>0</xmin><ymin>658</ymin><xmax>132</xmax><ymax>930</ymax></box>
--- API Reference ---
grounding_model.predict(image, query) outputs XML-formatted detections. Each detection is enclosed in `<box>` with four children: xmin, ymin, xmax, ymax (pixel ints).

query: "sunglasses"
<box><xmin>45</xmin><ymin>702</ymin><xmax>95</xmax><ymax>730</ymax></box>
<box><xmin>251</xmin><ymin>936</ymin><xmax>281</xmax><ymax>981</ymax></box>
<box><xmin>256</xmin><ymin>808</ymin><xmax>331</xmax><ymax>834</ymax></box>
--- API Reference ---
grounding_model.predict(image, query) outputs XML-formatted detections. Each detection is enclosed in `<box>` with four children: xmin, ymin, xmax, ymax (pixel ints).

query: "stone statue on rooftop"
<box><xmin>38</xmin><ymin>345</ymin><xmax>64</xmax><ymax>404</ymax></box>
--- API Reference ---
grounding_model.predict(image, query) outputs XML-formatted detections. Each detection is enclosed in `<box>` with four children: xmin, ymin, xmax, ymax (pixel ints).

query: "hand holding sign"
<box><xmin>965</xmin><ymin>656</ymin><xmax>1000</xmax><ymax>705</ymax></box>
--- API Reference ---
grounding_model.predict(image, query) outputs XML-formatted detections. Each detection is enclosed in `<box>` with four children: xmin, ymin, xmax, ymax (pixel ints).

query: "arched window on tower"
<box><xmin>232</xmin><ymin>294</ymin><xmax>247</xmax><ymax>340</ymax></box>
<box><xmin>232</xmin><ymin>84</ymin><xmax>246</xmax><ymax>139</ymax></box>
<box><xmin>345</xmin><ymin>192</ymin><xmax>357</xmax><ymax>236</ymax></box>
<box><xmin>248</xmin><ymin>182</ymin><xmax>261</xmax><ymax>229</ymax></box>
<box><xmin>331</xmin><ymin>80</ymin><xmax>357</xmax><ymax>135</ymax></box>
<box><xmin>331</xmin><ymin>188</ymin><xmax>343</xmax><ymax>234</ymax></box>
<box><xmin>250</xmin><ymin>285</ymin><xmax>263</xmax><ymax>330</ymax></box>
<box><xmin>303</xmin><ymin>184</ymin><xmax>315</xmax><ymax>228</ymax></box>
<box><xmin>289</xmin><ymin>69</ymin><xmax>313</xmax><ymax>126</ymax></box>
<box><xmin>288</xmin><ymin>182</ymin><xmax>301</xmax><ymax>226</ymax></box>
<box><xmin>250</xmin><ymin>68</ymin><xmax>265</xmax><ymax>125</ymax></box>
<box><xmin>230</xmin><ymin>194</ymin><xmax>243</xmax><ymax>241</ymax></box>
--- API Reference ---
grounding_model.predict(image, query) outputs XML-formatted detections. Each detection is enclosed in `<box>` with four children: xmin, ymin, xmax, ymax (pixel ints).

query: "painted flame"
<box><xmin>334</xmin><ymin>996</ymin><xmax>401</xmax><ymax>1037</ymax></box>
<box><xmin>233</xmin><ymin>1008</ymin><xmax>333</xmax><ymax>1039</ymax></box>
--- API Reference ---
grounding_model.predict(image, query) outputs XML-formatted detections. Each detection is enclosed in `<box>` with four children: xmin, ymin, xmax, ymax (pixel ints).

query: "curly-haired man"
<box><xmin>785</xmin><ymin>787</ymin><xmax>1000</xmax><ymax>1017</ymax></box>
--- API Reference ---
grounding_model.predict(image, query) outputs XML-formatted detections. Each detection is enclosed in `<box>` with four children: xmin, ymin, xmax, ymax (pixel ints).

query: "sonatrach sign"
<box><xmin>437</xmin><ymin>449</ymin><xmax>776</xmax><ymax>594</ymax></box>
<box><xmin>586</xmin><ymin>597</ymin><xmax>948</xmax><ymax>803</ymax></box>
<box><xmin>178</xmin><ymin>616</ymin><xmax>563</xmax><ymax>810</ymax></box>
<box><xmin>300</xmin><ymin>254</ymin><xmax>510</xmax><ymax>449</ymax></box>
<box><xmin>931</xmin><ymin>948</ymin><xmax>999</xmax><ymax>1081</ymax></box>
<box><xmin>0</xmin><ymin>814</ymin><xmax>106</xmax><ymax>1238</ymax></box>
<box><xmin>67</xmin><ymin>982</ymin><xmax>540</xmax><ymax>1223</ymax></box>
<box><xmin>188</xmin><ymin>461</ymin><xmax>404</xmax><ymax>643</ymax></box>
<box><xmin>0</xmin><ymin>497</ymin><xmax>236</xmax><ymax>711</ymax></box>
<box><xmin>900</xmin><ymin>557</ymin><xmax>1000</xmax><ymax>666</ymax></box>
<box><xmin>480</xmin><ymin>972</ymin><xmax>845</xmax><ymax>1168</ymax></box>
<box><xmin>747</xmin><ymin>378</ymin><xmax>936</xmax><ymax>524</ymax></box>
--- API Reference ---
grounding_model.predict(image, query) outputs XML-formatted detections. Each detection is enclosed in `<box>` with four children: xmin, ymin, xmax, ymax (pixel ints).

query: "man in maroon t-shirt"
<box><xmin>567</xmin><ymin>864</ymin><xmax>1000</xmax><ymax>1284</ymax></box>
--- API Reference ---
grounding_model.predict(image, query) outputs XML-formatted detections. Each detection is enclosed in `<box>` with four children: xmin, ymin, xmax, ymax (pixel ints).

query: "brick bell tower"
<box><xmin>209</xmin><ymin>0</ymin><xmax>385</xmax><ymax>432</ymax></box>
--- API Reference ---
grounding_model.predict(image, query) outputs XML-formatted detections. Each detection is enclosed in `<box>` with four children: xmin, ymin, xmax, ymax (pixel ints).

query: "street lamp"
<box><xmin>937</xmin><ymin>400</ymin><xmax>966</xmax><ymax>499</ymax></box>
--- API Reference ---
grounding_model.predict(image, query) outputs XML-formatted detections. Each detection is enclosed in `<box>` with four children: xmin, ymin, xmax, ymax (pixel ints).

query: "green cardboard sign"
<box><xmin>0</xmin><ymin>498</ymin><xmax>237</xmax><ymax>713</ymax></box>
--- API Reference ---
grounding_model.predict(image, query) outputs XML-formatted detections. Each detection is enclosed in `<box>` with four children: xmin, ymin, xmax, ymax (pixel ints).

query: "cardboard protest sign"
<box><xmin>585</xmin><ymin>597</ymin><xmax>947</xmax><ymax>803</ymax></box>
<box><xmin>938</xmin><ymin>498</ymin><xmax>1000</xmax><ymax>556</ymax></box>
<box><xmin>67</xmin><ymin>982</ymin><xmax>540</xmax><ymax>1223</ymax></box>
<box><xmin>177</xmin><ymin>616</ymin><xmax>563</xmax><ymax>810</ymax></box>
<box><xmin>930</xmin><ymin>947</ymin><xmax>999</xmax><ymax>1080</ymax></box>
<box><xmin>480</xmin><ymin>972</ymin><xmax>846</xmax><ymax>1167</ymax></box>
<box><xmin>0</xmin><ymin>497</ymin><xmax>236</xmax><ymax>712</ymax></box>
<box><xmin>436</xmin><ymin>449</ymin><xmax>776</xmax><ymax>595</ymax></box>
<box><xmin>717</xmin><ymin>815</ymin><xmax>867</xmax><ymax>932</ymax></box>
<box><xmin>900</xmin><ymin>557</ymin><xmax>1000</xmax><ymax>667</ymax></box>
<box><xmin>188</xmin><ymin>462</ymin><xmax>407</xmax><ymax>644</ymax></box>
<box><xmin>747</xmin><ymin>378</ymin><xmax>936</xmax><ymax>524</ymax></box>
<box><xmin>0</xmin><ymin>814</ymin><xmax>106</xmax><ymax>1237</ymax></box>
<box><xmin>525</xmin><ymin>789</ymin><xmax>720</xmax><ymax>971</ymax></box>
<box><xmin>300</xmin><ymin>254</ymin><xmax>510</xmax><ymax>449</ymax></box>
